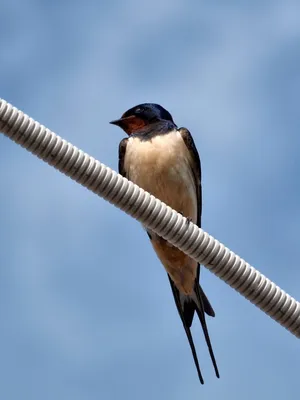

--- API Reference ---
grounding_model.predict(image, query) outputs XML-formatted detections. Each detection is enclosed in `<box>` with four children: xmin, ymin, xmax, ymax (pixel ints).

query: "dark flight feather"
<box><xmin>119</xmin><ymin>138</ymin><xmax>128</xmax><ymax>178</ymax></box>
<box><xmin>165</xmin><ymin>128</ymin><xmax>219</xmax><ymax>383</ymax></box>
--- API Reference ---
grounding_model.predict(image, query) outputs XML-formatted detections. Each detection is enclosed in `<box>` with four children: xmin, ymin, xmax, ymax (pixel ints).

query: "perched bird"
<box><xmin>110</xmin><ymin>103</ymin><xmax>219</xmax><ymax>384</ymax></box>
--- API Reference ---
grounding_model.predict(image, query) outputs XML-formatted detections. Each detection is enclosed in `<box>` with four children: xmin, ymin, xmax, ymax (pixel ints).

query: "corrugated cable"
<box><xmin>0</xmin><ymin>98</ymin><xmax>299</xmax><ymax>338</ymax></box>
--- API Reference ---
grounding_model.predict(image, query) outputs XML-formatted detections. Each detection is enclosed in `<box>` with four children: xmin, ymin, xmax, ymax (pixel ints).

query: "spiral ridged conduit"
<box><xmin>0</xmin><ymin>98</ymin><xmax>299</xmax><ymax>338</ymax></box>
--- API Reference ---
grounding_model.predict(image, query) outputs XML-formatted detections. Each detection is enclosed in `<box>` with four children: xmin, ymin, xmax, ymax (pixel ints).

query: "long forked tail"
<box><xmin>168</xmin><ymin>276</ymin><xmax>219</xmax><ymax>384</ymax></box>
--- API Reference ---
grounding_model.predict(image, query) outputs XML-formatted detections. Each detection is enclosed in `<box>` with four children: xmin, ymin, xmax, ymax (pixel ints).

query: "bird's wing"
<box><xmin>178</xmin><ymin>128</ymin><xmax>202</xmax><ymax>227</ymax></box>
<box><xmin>118</xmin><ymin>137</ymin><xmax>128</xmax><ymax>178</ymax></box>
<box><xmin>178</xmin><ymin>128</ymin><xmax>215</xmax><ymax>316</ymax></box>
<box><xmin>167</xmin><ymin>128</ymin><xmax>218</xmax><ymax>384</ymax></box>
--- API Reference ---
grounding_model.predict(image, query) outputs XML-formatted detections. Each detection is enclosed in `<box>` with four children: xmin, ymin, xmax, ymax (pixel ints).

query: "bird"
<box><xmin>110</xmin><ymin>103</ymin><xmax>219</xmax><ymax>384</ymax></box>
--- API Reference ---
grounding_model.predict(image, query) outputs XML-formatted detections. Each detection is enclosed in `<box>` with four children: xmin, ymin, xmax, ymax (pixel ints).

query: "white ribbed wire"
<box><xmin>1</xmin><ymin>98</ymin><xmax>299</xmax><ymax>338</ymax></box>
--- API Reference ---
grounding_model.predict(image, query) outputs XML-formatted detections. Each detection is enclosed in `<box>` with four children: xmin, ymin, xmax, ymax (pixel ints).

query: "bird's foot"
<box><xmin>179</xmin><ymin>211</ymin><xmax>192</xmax><ymax>225</ymax></box>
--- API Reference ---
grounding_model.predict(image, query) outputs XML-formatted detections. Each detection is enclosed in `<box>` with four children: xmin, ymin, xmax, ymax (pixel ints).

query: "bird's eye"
<box><xmin>135</xmin><ymin>107</ymin><xmax>143</xmax><ymax>114</ymax></box>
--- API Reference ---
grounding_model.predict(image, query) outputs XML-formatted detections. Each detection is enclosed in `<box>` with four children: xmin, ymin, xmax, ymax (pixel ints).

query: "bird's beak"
<box><xmin>109</xmin><ymin>115</ymin><xmax>136</xmax><ymax>127</ymax></box>
<box><xmin>109</xmin><ymin>118</ymin><xmax>123</xmax><ymax>127</ymax></box>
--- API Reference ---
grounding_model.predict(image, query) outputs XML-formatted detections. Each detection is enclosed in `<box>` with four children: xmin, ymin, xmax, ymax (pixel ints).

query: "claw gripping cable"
<box><xmin>0</xmin><ymin>98</ymin><xmax>299</xmax><ymax>338</ymax></box>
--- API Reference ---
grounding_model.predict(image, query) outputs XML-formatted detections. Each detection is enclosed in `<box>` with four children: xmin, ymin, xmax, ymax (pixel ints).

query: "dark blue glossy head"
<box><xmin>122</xmin><ymin>103</ymin><xmax>174</xmax><ymax>123</ymax></box>
<box><xmin>110</xmin><ymin>103</ymin><xmax>175</xmax><ymax>134</ymax></box>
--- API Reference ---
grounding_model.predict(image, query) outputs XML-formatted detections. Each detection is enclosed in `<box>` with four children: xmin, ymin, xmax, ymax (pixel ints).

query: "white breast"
<box><xmin>124</xmin><ymin>131</ymin><xmax>198</xmax><ymax>222</ymax></box>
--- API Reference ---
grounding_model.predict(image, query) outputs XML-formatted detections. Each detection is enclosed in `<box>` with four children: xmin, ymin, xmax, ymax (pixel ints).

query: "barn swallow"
<box><xmin>110</xmin><ymin>103</ymin><xmax>219</xmax><ymax>384</ymax></box>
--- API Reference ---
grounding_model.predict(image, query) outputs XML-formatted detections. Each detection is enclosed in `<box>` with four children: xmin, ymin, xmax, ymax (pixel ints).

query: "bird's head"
<box><xmin>110</xmin><ymin>103</ymin><xmax>174</xmax><ymax>135</ymax></box>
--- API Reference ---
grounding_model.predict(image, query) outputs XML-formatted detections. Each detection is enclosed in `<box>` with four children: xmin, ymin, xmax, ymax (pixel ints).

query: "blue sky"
<box><xmin>1</xmin><ymin>1</ymin><xmax>300</xmax><ymax>398</ymax></box>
